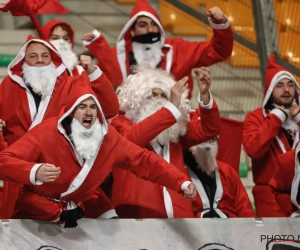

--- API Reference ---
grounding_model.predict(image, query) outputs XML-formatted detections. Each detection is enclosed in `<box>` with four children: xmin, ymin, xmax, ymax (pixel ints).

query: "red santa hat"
<box><xmin>262</xmin><ymin>54</ymin><xmax>300</xmax><ymax>117</ymax></box>
<box><xmin>57</xmin><ymin>72</ymin><xmax>108</xmax><ymax>134</ymax></box>
<box><xmin>42</xmin><ymin>20</ymin><xmax>75</xmax><ymax>47</ymax></box>
<box><xmin>8</xmin><ymin>35</ymin><xmax>67</xmax><ymax>86</ymax></box>
<box><xmin>116</xmin><ymin>0</ymin><xmax>165</xmax><ymax>79</ymax></box>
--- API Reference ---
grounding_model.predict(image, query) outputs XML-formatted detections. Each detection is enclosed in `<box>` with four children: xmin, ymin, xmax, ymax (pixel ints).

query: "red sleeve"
<box><xmin>242</xmin><ymin>110</ymin><xmax>283</xmax><ymax>159</ymax></box>
<box><xmin>228</xmin><ymin>166</ymin><xmax>256</xmax><ymax>217</ymax></box>
<box><xmin>169</xmin><ymin>26</ymin><xmax>233</xmax><ymax>71</ymax></box>
<box><xmin>110</xmin><ymin>107</ymin><xmax>178</xmax><ymax>148</ymax></box>
<box><xmin>269</xmin><ymin>150</ymin><xmax>296</xmax><ymax>216</ymax></box>
<box><xmin>112</xmin><ymin>128</ymin><xmax>190</xmax><ymax>192</ymax></box>
<box><xmin>0</xmin><ymin>125</ymin><xmax>41</xmax><ymax>184</ymax></box>
<box><xmin>90</xmin><ymin>71</ymin><xmax>119</xmax><ymax>119</ymax></box>
<box><xmin>0</xmin><ymin>134</ymin><xmax>8</xmax><ymax>151</ymax></box>
<box><xmin>85</xmin><ymin>35</ymin><xmax>123</xmax><ymax>87</ymax></box>
<box><xmin>180</xmin><ymin>101</ymin><xmax>221</xmax><ymax>149</ymax></box>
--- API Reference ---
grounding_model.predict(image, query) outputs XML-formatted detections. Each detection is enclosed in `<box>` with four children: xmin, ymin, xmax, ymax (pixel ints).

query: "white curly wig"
<box><xmin>117</xmin><ymin>65</ymin><xmax>191</xmax><ymax>123</ymax></box>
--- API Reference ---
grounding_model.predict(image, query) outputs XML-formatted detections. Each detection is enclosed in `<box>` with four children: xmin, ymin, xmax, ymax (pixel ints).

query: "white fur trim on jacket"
<box><xmin>82</xmin><ymin>30</ymin><xmax>101</xmax><ymax>46</ymax></box>
<box><xmin>198</xmin><ymin>91</ymin><xmax>213</xmax><ymax>109</ymax></box>
<box><xmin>30</xmin><ymin>164</ymin><xmax>44</xmax><ymax>185</ymax></box>
<box><xmin>270</xmin><ymin>108</ymin><xmax>287</xmax><ymax>123</ymax></box>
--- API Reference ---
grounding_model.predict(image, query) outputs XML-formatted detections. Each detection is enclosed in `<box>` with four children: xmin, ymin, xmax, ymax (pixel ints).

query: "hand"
<box><xmin>194</xmin><ymin>67</ymin><xmax>212</xmax><ymax>106</ymax></box>
<box><xmin>36</xmin><ymin>163</ymin><xmax>61</xmax><ymax>182</ymax></box>
<box><xmin>0</xmin><ymin>119</ymin><xmax>6</xmax><ymax>133</ymax></box>
<box><xmin>78</xmin><ymin>55</ymin><xmax>96</xmax><ymax>75</ymax></box>
<box><xmin>170</xmin><ymin>76</ymin><xmax>188</xmax><ymax>108</ymax></box>
<box><xmin>290</xmin><ymin>104</ymin><xmax>300</xmax><ymax>117</ymax></box>
<box><xmin>81</xmin><ymin>31</ymin><xmax>95</xmax><ymax>42</ymax></box>
<box><xmin>206</xmin><ymin>7</ymin><xmax>227</xmax><ymax>24</ymax></box>
<box><xmin>184</xmin><ymin>183</ymin><xmax>196</xmax><ymax>200</ymax></box>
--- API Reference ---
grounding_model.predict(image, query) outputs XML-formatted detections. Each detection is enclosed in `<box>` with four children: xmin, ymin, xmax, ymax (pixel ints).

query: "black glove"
<box><xmin>60</xmin><ymin>206</ymin><xmax>85</xmax><ymax>228</ymax></box>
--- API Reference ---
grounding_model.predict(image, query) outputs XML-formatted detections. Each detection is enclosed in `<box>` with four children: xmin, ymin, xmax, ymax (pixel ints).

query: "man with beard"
<box><xmin>114</xmin><ymin>0</ymin><xmax>233</xmax><ymax>97</ymax></box>
<box><xmin>0</xmin><ymin>74</ymin><xmax>196</xmax><ymax>228</ymax></box>
<box><xmin>42</xmin><ymin>20</ymin><xmax>122</xmax><ymax>86</ymax></box>
<box><xmin>184</xmin><ymin>139</ymin><xmax>255</xmax><ymax>218</ymax></box>
<box><xmin>110</xmin><ymin>66</ymin><xmax>221</xmax><ymax>218</ymax></box>
<box><xmin>243</xmin><ymin>55</ymin><xmax>300</xmax><ymax>217</ymax></box>
<box><xmin>0</xmin><ymin>36</ymin><xmax>119</xmax><ymax>219</ymax></box>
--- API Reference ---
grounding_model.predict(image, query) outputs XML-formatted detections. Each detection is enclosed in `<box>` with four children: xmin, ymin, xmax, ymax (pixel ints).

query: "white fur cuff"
<box><xmin>0</xmin><ymin>0</ymin><xmax>9</xmax><ymax>4</ymax></box>
<box><xmin>290</xmin><ymin>210</ymin><xmax>300</xmax><ymax>217</ymax></box>
<box><xmin>270</xmin><ymin>108</ymin><xmax>287</xmax><ymax>122</ymax></box>
<box><xmin>293</xmin><ymin>112</ymin><xmax>300</xmax><ymax>124</ymax></box>
<box><xmin>181</xmin><ymin>181</ymin><xmax>192</xmax><ymax>191</ymax></box>
<box><xmin>198</xmin><ymin>91</ymin><xmax>213</xmax><ymax>109</ymax></box>
<box><xmin>88</xmin><ymin>66</ymin><xmax>103</xmax><ymax>82</ymax></box>
<box><xmin>164</xmin><ymin>102</ymin><xmax>182</xmax><ymax>121</ymax></box>
<box><xmin>208</xmin><ymin>16</ymin><xmax>230</xmax><ymax>29</ymax></box>
<box><xmin>30</xmin><ymin>164</ymin><xmax>44</xmax><ymax>185</ymax></box>
<box><xmin>82</xmin><ymin>30</ymin><xmax>101</xmax><ymax>46</ymax></box>
<box><xmin>98</xmin><ymin>209</ymin><xmax>118</xmax><ymax>219</ymax></box>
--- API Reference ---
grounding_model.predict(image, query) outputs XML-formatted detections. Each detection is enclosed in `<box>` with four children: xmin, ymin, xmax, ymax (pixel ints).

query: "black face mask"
<box><xmin>132</xmin><ymin>32</ymin><xmax>161</xmax><ymax>44</ymax></box>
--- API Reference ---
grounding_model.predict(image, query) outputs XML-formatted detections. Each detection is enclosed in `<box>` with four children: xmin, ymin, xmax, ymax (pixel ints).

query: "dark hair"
<box><xmin>130</xmin><ymin>15</ymin><xmax>149</xmax><ymax>31</ymax></box>
<box><xmin>26</xmin><ymin>41</ymin><xmax>50</xmax><ymax>52</ymax></box>
<box><xmin>51</xmin><ymin>24</ymin><xmax>73</xmax><ymax>39</ymax></box>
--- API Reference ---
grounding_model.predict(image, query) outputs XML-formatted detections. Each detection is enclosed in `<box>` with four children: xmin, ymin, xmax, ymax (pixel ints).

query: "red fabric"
<box><xmin>111</xmin><ymin>102</ymin><xmax>221</xmax><ymax>218</ymax></box>
<box><xmin>218</xmin><ymin>117</ymin><xmax>243</xmax><ymax>174</ymax></box>
<box><xmin>113</xmin><ymin>0</ymin><xmax>233</xmax><ymax>97</ymax></box>
<box><xmin>84</xmin><ymin>35</ymin><xmax>123</xmax><ymax>88</ymax></box>
<box><xmin>0</xmin><ymin>186</ymin><xmax>3</xmax><ymax>219</ymax></box>
<box><xmin>264</xmin><ymin>55</ymin><xmax>292</xmax><ymax>95</ymax></box>
<box><xmin>0</xmin><ymin>77</ymin><xmax>190</xmax><ymax>221</ymax></box>
<box><xmin>269</xmin><ymin>149</ymin><xmax>298</xmax><ymax>217</ymax></box>
<box><xmin>42</xmin><ymin>20</ymin><xmax>75</xmax><ymax>46</ymax></box>
<box><xmin>243</xmin><ymin>108</ymin><xmax>288</xmax><ymax>217</ymax></box>
<box><xmin>0</xmin><ymin>0</ymin><xmax>68</xmax><ymax>16</ymax></box>
<box><xmin>192</xmin><ymin>161</ymin><xmax>255</xmax><ymax>218</ymax></box>
<box><xmin>0</xmin><ymin>38</ymin><xmax>119</xmax><ymax>218</ymax></box>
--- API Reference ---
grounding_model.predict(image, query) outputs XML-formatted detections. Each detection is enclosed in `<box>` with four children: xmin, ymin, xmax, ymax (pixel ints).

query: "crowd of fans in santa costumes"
<box><xmin>0</xmin><ymin>0</ymin><xmax>298</xmax><ymax>228</ymax></box>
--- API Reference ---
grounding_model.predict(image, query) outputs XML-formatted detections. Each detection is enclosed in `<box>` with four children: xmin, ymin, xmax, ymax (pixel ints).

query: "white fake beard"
<box><xmin>22</xmin><ymin>62</ymin><xmax>57</xmax><ymax>97</ymax></box>
<box><xmin>70</xmin><ymin>118</ymin><xmax>104</xmax><ymax>160</ymax></box>
<box><xmin>134</xmin><ymin>98</ymin><xmax>188</xmax><ymax>145</ymax></box>
<box><xmin>273</xmin><ymin>103</ymin><xmax>300</xmax><ymax>133</ymax></box>
<box><xmin>50</xmin><ymin>39</ymin><xmax>78</xmax><ymax>72</ymax></box>
<box><xmin>192</xmin><ymin>142</ymin><xmax>218</xmax><ymax>175</ymax></box>
<box><xmin>132</xmin><ymin>41</ymin><xmax>163</xmax><ymax>69</ymax></box>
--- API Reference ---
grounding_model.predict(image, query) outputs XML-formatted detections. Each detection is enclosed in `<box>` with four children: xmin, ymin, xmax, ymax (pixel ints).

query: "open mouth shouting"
<box><xmin>82</xmin><ymin>117</ymin><xmax>93</xmax><ymax>128</ymax></box>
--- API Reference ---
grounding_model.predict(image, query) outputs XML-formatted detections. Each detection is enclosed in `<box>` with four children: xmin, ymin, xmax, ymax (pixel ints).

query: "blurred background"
<box><xmin>0</xmin><ymin>0</ymin><xmax>300</xmax><ymax>206</ymax></box>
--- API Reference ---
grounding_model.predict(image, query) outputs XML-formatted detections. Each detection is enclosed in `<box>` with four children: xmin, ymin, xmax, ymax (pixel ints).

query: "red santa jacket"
<box><xmin>111</xmin><ymin>97</ymin><xmax>221</xmax><ymax>218</ymax></box>
<box><xmin>269</xmin><ymin>147</ymin><xmax>300</xmax><ymax>217</ymax></box>
<box><xmin>243</xmin><ymin>55</ymin><xmax>300</xmax><ymax>217</ymax></box>
<box><xmin>0</xmin><ymin>37</ymin><xmax>119</xmax><ymax>218</ymax></box>
<box><xmin>112</xmin><ymin>0</ymin><xmax>233</xmax><ymax>97</ymax></box>
<box><xmin>188</xmin><ymin>160</ymin><xmax>255</xmax><ymax>218</ymax></box>
<box><xmin>0</xmin><ymin>74</ymin><xmax>191</xmax><ymax>222</ymax></box>
<box><xmin>42</xmin><ymin>20</ymin><xmax>123</xmax><ymax>86</ymax></box>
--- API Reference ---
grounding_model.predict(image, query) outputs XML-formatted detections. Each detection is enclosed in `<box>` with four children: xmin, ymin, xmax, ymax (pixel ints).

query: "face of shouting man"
<box><xmin>73</xmin><ymin>97</ymin><xmax>98</xmax><ymax>129</ymax></box>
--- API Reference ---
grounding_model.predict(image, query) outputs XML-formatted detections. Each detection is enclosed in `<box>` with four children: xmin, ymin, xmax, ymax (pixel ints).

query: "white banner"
<box><xmin>0</xmin><ymin>218</ymin><xmax>300</xmax><ymax>250</ymax></box>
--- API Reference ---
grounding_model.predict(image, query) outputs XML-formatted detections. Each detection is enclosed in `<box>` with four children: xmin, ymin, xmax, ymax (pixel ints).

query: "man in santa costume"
<box><xmin>111</xmin><ymin>66</ymin><xmax>220</xmax><ymax>218</ymax></box>
<box><xmin>269</xmin><ymin>144</ymin><xmax>300</xmax><ymax>217</ymax></box>
<box><xmin>0</xmin><ymin>36</ymin><xmax>119</xmax><ymax>219</ymax></box>
<box><xmin>243</xmin><ymin>55</ymin><xmax>300</xmax><ymax>217</ymax></box>
<box><xmin>114</xmin><ymin>0</ymin><xmax>233</xmax><ymax>97</ymax></box>
<box><xmin>42</xmin><ymin>20</ymin><xmax>123</xmax><ymax>86</ymax></box>
<box><xmin>184</xmin><ymin>138</ymin><xmax>255</xmax><ymax>218</ymax></box>
<box><xmin>0</xmin><ymin>74</ymin><xmax>196</xmax><ymax>228</ymax></box>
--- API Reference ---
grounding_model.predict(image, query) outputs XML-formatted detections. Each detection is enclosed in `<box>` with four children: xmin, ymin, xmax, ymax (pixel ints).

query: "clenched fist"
<box><xmin>206</xmin><ymin>7</ymin><xmax>227</xmax><ymax>24</ymax></box>
<box><xmin>0</xmin><ymin>119</ymin><xmax>6</xmax><ymax>133</ymax></box>
<box><xmin>36</xmin><ymin>163</ymin><xmax>61</xmax><ymax>183</ymax></box>
<box><xmin>78</xmin><ymin>55</ymin><xmax>96</xmax><ymax>75</ymax></box>
<box><xmin>81</xmin><ymin>31</ymin><xmax>95</xmax><ymax>42</ymax></box>
<box><xmin>290</xmin><ymin>104</ymin><xmax>300</xmax><ymax>117</ymax></box>
<box><xmin>184</xmin><ymin>183</ymin><xmax>197</xmax><ymax>199</ymax></box>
